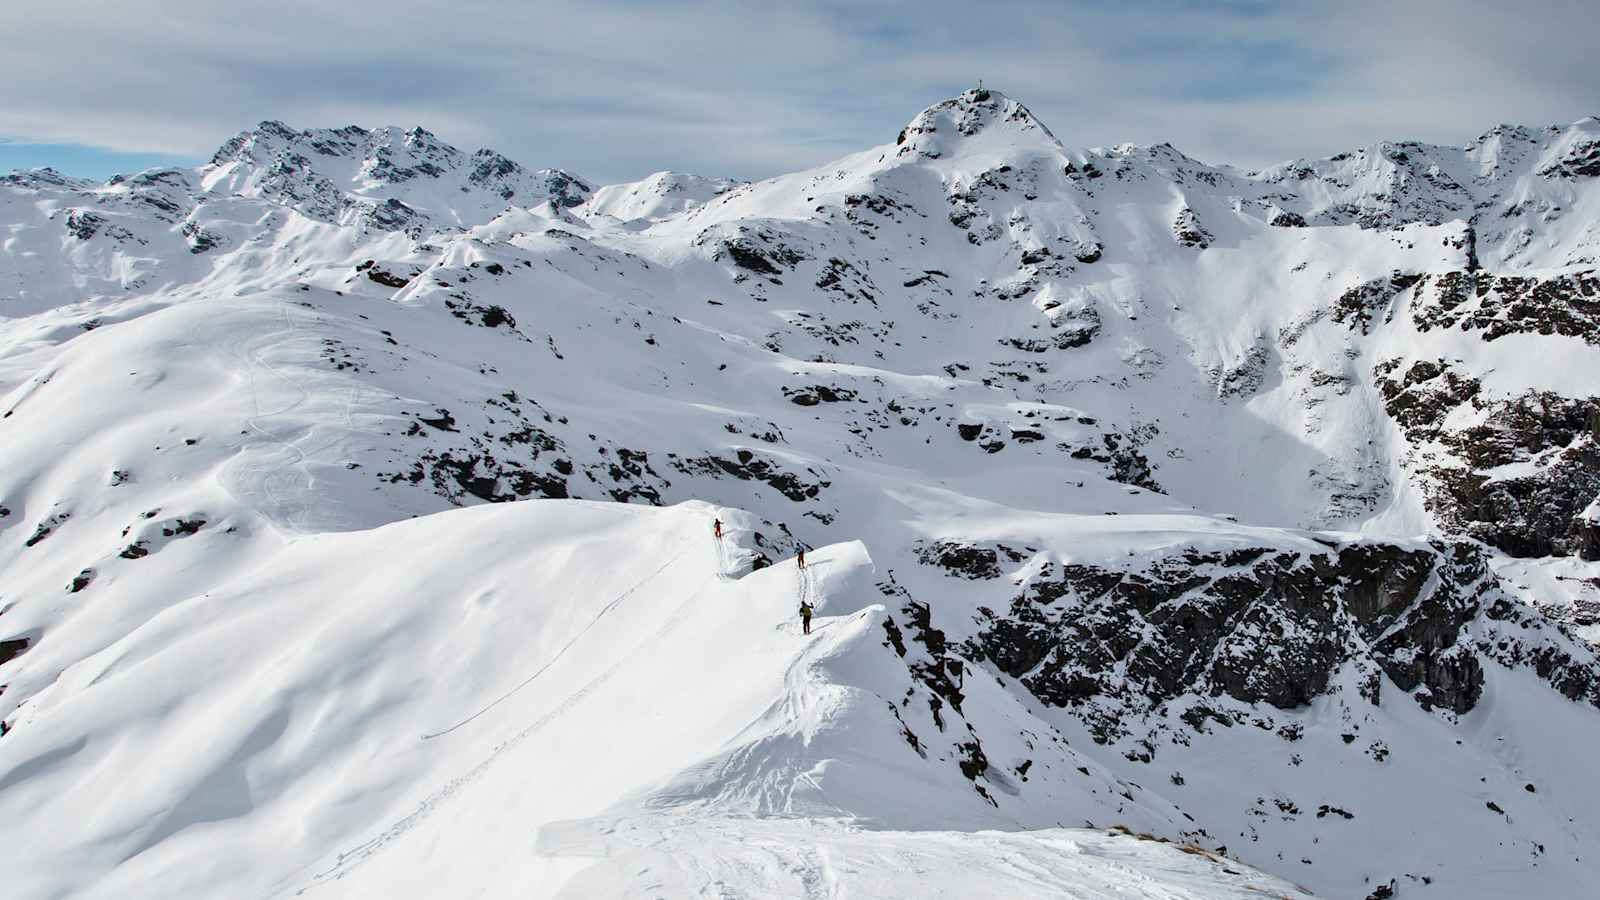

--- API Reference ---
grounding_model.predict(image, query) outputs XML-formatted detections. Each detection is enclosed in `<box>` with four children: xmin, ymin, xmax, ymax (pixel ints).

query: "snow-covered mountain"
<box><xmin>3</xmin><ymin>89</ymin><xmax>1599</xmax><ymax>900</ymax></box>
<box><xmin>581</xmin><ymin>170</ymin><xmax>742</xmax><ymax>224</ymax></box>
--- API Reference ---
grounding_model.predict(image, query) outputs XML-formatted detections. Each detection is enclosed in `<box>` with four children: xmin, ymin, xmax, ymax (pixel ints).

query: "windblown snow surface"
<box><xmin>3</xmin><ymin>90</ymin><xmax>1600</xmax><ymax>899</ymax></box>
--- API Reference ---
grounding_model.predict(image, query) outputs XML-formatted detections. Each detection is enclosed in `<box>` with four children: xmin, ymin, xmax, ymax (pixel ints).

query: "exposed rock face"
<box><xmin>1413</xmin><ymin>269</ymin><xmax>1600</xmax><ymax>346</ymax></box>
<box><xmin>1211</xmin><ymin>344</ymin><xmax>1270</xmax><ymax>399</ymax></box>
<box><xmin>1333</xmin><ymin>272</ymin><xmax>1423</xmax><ymax>334</ymax></box>
<box><xmin>64</xmin><ymin>209</ymin><xmax>105</xmax><ymax>241</ymax></box>
<box><xmin>0</xmin><ymin>637</ymin><xmax>28</xmax><ymax>666</ymax></box>
<box><xmin>1377</xmin><ymin>358</ymin><xmax>1600</xmax><ymax>558</ymax></box>
<box><xmin>202</xmin><ymin>120</ymin><xmax>592</xmax><ymax>230</ymax></box>
<box><xmin>915</xmin><ymin>540</ymin><xmax>1021</xmax><ymax>580</ymax></box>
<box><xmin>908</xmin><ymin>537</ymin><xmax>1600</xmax><ymax>747</ymax></box>
<box><xmin>1538</xmin><ymin>137</ymin><xmax>1600</xmax><ymax>179</ymax></box>
<box><xmin>528</xmin><ymin>167</ymin><xmax>594</xmax><ymax>208</ymax></box>
<box><xmin>1171</xmin><ymin>207</ymin><xmax>1211</xmax><ymax>249</ymax></box>
<box><xmin>717</xmin><ymin>233</ymin><xmax>807</xmax><ymax>276</ymax></box>
<box><xmin>670</xmin><ymin>450</ymin><xmax>831</xmax><ymax>503</ymax></box>
<box><xmin>1580</xmin><ymin>500</ymin><xmax>1600</xmax><ymax>561</ymax></box>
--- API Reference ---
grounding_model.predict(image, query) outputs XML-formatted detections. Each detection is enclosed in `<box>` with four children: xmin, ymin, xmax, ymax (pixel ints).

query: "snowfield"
<box><xmin>3</xmin><ymin>88</ymin><xmax>1599</xmax><ymax>898</ymax></box>
<box><xmin>0</xmin><ymin>500</ymin><xmax>1303</xmax><ymax>899</ymax></box>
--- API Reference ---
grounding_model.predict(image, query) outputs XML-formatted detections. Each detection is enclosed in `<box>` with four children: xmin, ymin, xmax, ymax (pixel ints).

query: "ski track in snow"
<box><xmin>419</xmin><ymin>541</ymin><xmax>694</xmax><ymax>739</ymax></box>
<box><xmin>290</xmin><ymin>552</ymin><xmax>719</xmax><ymax>896</ymax></box>
<box><xmin>232</xmin><ymin>294</ymin><xmax>317</xmax><ymax>534</ymax></box>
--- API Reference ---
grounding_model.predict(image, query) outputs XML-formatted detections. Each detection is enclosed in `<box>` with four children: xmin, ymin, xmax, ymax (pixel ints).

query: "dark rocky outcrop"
<box><xmin>63</xmin><ymin>209</ymin><xmax>107</xmax><ymax>241</ymax></box>
<box><xmin>1579</xmin><ymin>506</ymin><xmax>1600</xmax><ymax>561</ymax></box>
<box><xmin>1377</xmin><ymin>358</ymin><xmax>1600</xmax><ymax>557</ymax></box>
<box><xmin>365</xmin><ymin>265</ymin><xmax>411</xmax><ymax>289</ymax></box>
<box><xmin>24</xmin><ymin>513</ymin><xmax>69</xmax><ymax>548</ymax></box>
<box><xmin>1171</xmin><ymin>207</ymin><xmax>1211</xmax><ymax>249</ymax></box>
<box><xmin>182</xmin><ymin>221</ymin><xmax>224</xmax><ymax>254</ymax></box>
<box><xmin>669</xmin><ymin>450</ymin><xmax>830</xmax><ymax>503</ymax></box>
<box><xmin>1538</xmin><ymin>139</ymin><xmax>1600</xmax><ymax>179</ymax></box>
<box><xmin>1413</xmin><ymin>270</ymin><xmax>1600</xmax><ymax>346</ymax></box>
<box><xmin>915</xmin><ymin>540</ymin><xmax>1021</xmax><ymax>580</ymax></box>
<box><xmin>1333</xmin><ymin>272</ymin><xmax>1423</xmax><ymax>335</ymax></box>
<box><xmin>377</xmin><ymin>395</ymin><xmax>588</xmax><ymax>505</ymax></box>
<box><xmin>0</xmin><ymin>637</ymin><xmax>29</xmax><ymax>665</ymax></box>
<box><xmin>876</xmin><ymin>572</ymin><xmax>997</xmax><ymax>803</ymax></box>
<box><xmin>933</xmin><ymin>538</ymin><xmax>1599</xmax><ymax>746</ymax></box>
<box><xmin>716</xmin><ymin>231</ymin><xmax>807</xmax><ymax>276</ymax></box>
<box><xmin>783</xmin><ymin>385</ymin><xmax>857</xmax><ymax>406</ymax></box>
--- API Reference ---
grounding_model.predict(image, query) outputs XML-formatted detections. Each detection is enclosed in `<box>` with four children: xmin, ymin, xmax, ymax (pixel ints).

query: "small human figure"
<box><xmin>713</xmin><ymin>518</ymin><xmax>722</xmax><ymax>540</ymax></box>
<box><xmin>797</xmin><ymin>547</ymin><xmax>806</xmax><ymax>569</ymax></box>
<box><xmin>798</xmin><ymin>600</ymin><xmax>814</xmax><ymax>635</ymax></box>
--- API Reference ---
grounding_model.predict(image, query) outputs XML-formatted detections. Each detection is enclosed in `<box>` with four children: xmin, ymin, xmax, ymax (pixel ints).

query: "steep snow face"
<box><xmin>3</xmin><ymin>89</ymin><xmax>1600</xmax><ymax>899</ymax></box>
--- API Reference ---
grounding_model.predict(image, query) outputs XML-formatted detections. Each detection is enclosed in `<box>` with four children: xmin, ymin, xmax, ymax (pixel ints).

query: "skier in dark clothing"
<box><xmin>796</xmin><ymin>547</ymin><xmax>806</xmax><ymax>569</ymax></box>
<box><xmin>798</xmin><ymin>600</ymin><xmax>814</xmax><ymax>635</ymax></box>
<box><xmin>713</xmin><ymin>518</ymin><xmax>722</xmax><ymax>540</ymax></box>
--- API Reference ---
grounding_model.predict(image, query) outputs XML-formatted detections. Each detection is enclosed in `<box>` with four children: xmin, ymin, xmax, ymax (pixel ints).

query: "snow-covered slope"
<box><xmin>3</xmin><ymin>89</ymin><xmax>1599</xmax><ymax>899</ymax></box>
<box><xmin>579</xmin><ymin>170</ymin><xmax>741</xmax><ymax>224</ymax></box>
<box><xmin>0</xmin><ymin>500</ymin><xmax>1302</xmax><ymax>899</ymax></box>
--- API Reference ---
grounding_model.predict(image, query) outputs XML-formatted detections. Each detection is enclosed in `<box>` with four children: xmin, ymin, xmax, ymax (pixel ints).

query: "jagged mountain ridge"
<box><xmin>204</xmin><ymin>119</ymin><xmax>596</xmax><ymax>225</ymax></box>
<box><xmin>2</xmin><ymin>89</ymin><xmax>1600</xmax><ymax>899</ymax></box>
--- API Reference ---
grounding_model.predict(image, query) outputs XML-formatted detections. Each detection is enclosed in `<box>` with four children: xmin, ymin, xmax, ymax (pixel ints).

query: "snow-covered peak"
<box><xmin>1534</xmin><ymin>115</ymin><xmax>1600</xmax><ymax>179</ymax></box>
<box><xmin>1234</xmin><ymin>115</ymin><xmax>1600</xmax><ymax>265</ymax></box>
<box><xmin>525</xmin><ymin>166</ymin><xmax>596</xmax><ymax>208</ymax></box>
<box><xmin>581</xmin><ymin>171</ymin><xmax>741</xmax><ymax>223</ymax></box>
<box><xmin>894</xmin><ymin>87</ymin><xmax>1064</xmax><ymax>163</ymax></box>
<box><xmin>204</xmin><ymin>119</ymin><xmax>471</xmax><ymax>190</ymax></box>
<box><xmin>196</xmin><ymin>119</ymin><xmax>593</xmax><ymax>230</ymax></box>
<box><xmin>354</xmin><ymin>124</ymin><xmax>467</xmax><ymax>185</ymax></box>
<box><xmin>0</xmin><ymin>166</ymin><xmax>94</xmax><ymax>190</ymax></box>
<box><xmin>207</xmin><ymin>120</ymin><xmax>359</xmax><ymax>168</ymax></box>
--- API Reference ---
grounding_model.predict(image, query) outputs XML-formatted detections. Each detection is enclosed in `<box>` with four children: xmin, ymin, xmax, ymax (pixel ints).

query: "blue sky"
<box><xmin>2</xmin><ymin>0</ymin><xmax>1595</xmax><ymax>184</ymax></box>
<box><xmin>0</xmin><ymin>140</ymin><xmax>198</xmax><ymax>180</ymax></box>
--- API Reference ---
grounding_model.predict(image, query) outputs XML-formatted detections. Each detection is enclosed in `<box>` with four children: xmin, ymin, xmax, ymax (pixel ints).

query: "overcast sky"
<box><xmin>2</xmin><ymin>0</ymin><xmax>1596</xmax><ymax>183</ymax></box>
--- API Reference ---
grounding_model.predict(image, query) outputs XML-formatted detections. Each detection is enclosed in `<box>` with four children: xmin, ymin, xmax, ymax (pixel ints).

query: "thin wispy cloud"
<box><xmin>1</xmin><ymin>0</ymin><xmax>1595</xmax><ymax>182</ymax></box>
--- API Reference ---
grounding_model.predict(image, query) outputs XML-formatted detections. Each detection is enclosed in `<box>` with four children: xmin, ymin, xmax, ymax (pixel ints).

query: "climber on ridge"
<box><xmin>713</xmin><ymin>518</ymin><xmax>722</xmax><ymax>540</ymax></box>
<box><xmin>797</xmin><ymin>546</ymin><xmax>806</xmax><ymax>569</ymax></box>
<box><xmin>798</xmin><ymin>599</ymin><xmax>814</xmax><ymax>635</ymax></box>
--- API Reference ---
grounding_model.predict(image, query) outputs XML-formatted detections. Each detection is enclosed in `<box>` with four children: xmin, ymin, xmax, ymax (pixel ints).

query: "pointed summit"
<box><xmin>894</xmin><ymin>87</ymin><xmax>1062</xmax><ymax>162</ymax></box>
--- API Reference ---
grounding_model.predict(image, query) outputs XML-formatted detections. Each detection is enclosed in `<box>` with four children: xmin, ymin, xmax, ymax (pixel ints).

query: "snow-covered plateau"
<box><xmin>2</xmin><ymin>89</ymin><xmax>1598</xmax><ymax>899</ymax></box>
